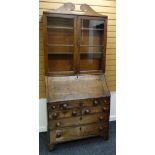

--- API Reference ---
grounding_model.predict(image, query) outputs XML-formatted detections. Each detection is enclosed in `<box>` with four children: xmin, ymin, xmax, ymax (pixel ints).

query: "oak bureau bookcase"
<box><xmin>43</xmin><ymin>3</ymin><xmax>110</xmax><ymax>150</ymax></box>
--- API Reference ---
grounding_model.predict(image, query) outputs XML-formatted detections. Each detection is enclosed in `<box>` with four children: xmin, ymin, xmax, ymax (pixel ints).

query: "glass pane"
<box><xmin>47</xmin><ymin>17</ymin><xmax>74</xmax><ymax>28</ymax></box>
<box><xmin>47</xmin><ymin>17</ymin><xmax>74</xmax><ymax>72</ymax></box>
<box><xmin>48</xmin><ymin>46</ymin><xmax>73</xmax><ymax>54</ymax></box>
<box><xmin>80</xmin><ymin>46</ymin><xmax>103</xmax><ymax>53</ymax></box>
<box><xmin>48</xmin><ymin>28</ymin><xmax>74</xmax><ymax>45</ymax></box>
<box><xmin>80</xmin><ymin>19</ymin><xmax>104</xmax><ymax>71</ymax></box>
<box><xmin>80</xmin><ymin>29</ymin><xmax>103</xmax><ymax>46</ymax></box>
<box><xmin>80</xmin><ymin>54</ymin><xmax>101</xmax><ymax>71</ymax></box>
<box><xmin>81</xmin><ymin>19</ymin><xmax>104</xmax><ymax>29</ymax></box>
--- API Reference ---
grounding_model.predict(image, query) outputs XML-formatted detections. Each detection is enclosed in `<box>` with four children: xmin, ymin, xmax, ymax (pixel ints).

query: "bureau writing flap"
<box><xmin>46</xmin><ymin>74</ymin><xmax>110</xmax><ymax>102</ymax></box>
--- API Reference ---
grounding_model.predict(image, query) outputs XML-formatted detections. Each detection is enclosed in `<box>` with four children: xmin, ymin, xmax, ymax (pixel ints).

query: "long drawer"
<box><xmin>49</xmin><ymin>123</ymin><xmax>108</xmax><ymax>143</ymax></box>
<box><xmin>49</xmin><ymin>113</ymin><xmax>109</xmax><ymax>129</ymax></box>
<box><xmin>48</xmin><ymin>105</ymin><xmax>109</xmax><ymax>120</ymax></box>
<box><xmin>48</xmin><ymin>97</ymin><xmax>110</xmax><ymax>112</ymax></box>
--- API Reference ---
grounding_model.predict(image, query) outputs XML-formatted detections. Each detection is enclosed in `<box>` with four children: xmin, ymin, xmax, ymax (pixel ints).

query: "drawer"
<box><xmin>48</xmin><ymin>100</ymin><xmax>80</xmax><ymax>111</ymax></box>
<box><xmin>59</xmin><ymin>100</ymin><xmax>81</xmax><ymax>110</ymax></box>
<box><xmin>49</xmin><ymin>126</ymin><xmax>81</xmax><ymax>143</ymax></box>
<box><xmin>82</xmin><ymin>105</ymin><xmax>110</xmax><ymax>115</ymax></box>
<box><xmin>49</xmin><ymin>116</ymin><xmax>80</xmax><ymax>129</ymax></box>
<box><xmin>82</xmin><ymin>106</ymin><xmax>102</xmax><ymax>115</ymax></box>
<box><xmin>49</xmin><ymin>113</ymin><xmax>109</xmax><ymax>129</ymax></box>
<box><xmin>82</xmin><ymin>98</ymin><xmax>109</xmax><ymax>107</ymax></box>
<box><xmin>48</xmin><ymin>108</ymin><xmax>81</xmax><ymax>120</ymax></box>
<box><xmin>81</xmin><ymin>113</ymin><xmax>109</xmax><ymax>125</ymax></box>
<box><xmin>81</xmin><ymin>123</ymin><xmax>108</xmax><ymax>137</ymax></box>
<box><xmin>82</xmin><ymin>99</ymin><xmax>101</xmax><ymax>107</ymax></box>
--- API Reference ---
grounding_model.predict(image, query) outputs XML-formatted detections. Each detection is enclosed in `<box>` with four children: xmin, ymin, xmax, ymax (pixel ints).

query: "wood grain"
<box><xmin>46</xmin><ymin>75</ymin><xmax>110</xmax><ymax>102</ymax></box>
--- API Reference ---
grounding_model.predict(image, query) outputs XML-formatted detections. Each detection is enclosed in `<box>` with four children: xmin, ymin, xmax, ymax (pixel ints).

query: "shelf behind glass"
<box><xmin>80</xmin><ymin>46</ymin><xmax>103</xmax><ymax>54</ymax></box>
<box><xmin>81</xmin><ymin>19</ymin><xmax>104</xmax><ymax>29</ymax></box>
<box><xmin>47</xmin><ymin>44</ymin><xmax>74</xmax><ymax>47</ymax></box>
<box><xmin>80</xmin><ymin>52</ymin><xmax>102</xmax><ymax>55</ymax></box>
<box><xmin>47</xmin><ymin>45</ymin><xmax>74</xmax><ymax>53</ymax></box>
<box><xmin>47</xmin><ymin>28</ymin><xmax>74</xmax><ymax>45</ymax></box>
<box><xmin>81</xmin><ymin>28</ymin><xmax>104</xmax><ymax>31</ymax></box>
<box><xmin>80</xmin><ymin>28</ymin><xmax>104</xmax><ymax>46</ymax></box>
<box><xmin>47</xmin><ymin>26</ymin><xmax>73</xmax><ymax>29</ymax></box>
<box><xmin>80</xmin><ymin>45</ymin><xmax>104</xmax><ymax>47</ymax></box>
<box><xmin>48</xmin><ymin>52</ymin><xmax>73</xmax><ymax>55</ymax></box>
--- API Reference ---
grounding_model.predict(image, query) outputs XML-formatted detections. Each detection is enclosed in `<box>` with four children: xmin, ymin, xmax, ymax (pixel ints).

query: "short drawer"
<box><xmin>82</xmin><ymin>98</ymin><xmax>109</xmax><ymax>107</ymax></box>
<box><xmin>48</xmin><ymin>100</ymin><xmax>80</xmax><ymax>111</ymax></box>
<box><xmin>82</xmin><ymin>99</ymin><xmax>101</xmax><ymax>107</ymax></box>
<box><xmin>49</xmin><ymin>116</ymin><xmax>80</xmax><ymax>129</ymax></box>
<box><xmin>82</xmin><ymin>106</ymin><xmax>102</xmax><ymax>115</ymax></box>
<box><xmin>82</xmin><ymin>104</ymin><xmax>110</xmax><ymax>115</ymax></box>
<box><xmin>49</xmin><ymin>126</ymin><xmax>81</xmax><ymax>143</ymax></box>
<box><xmin>48</xmin><ymin>108</ymin><xmax>81</xmax><ymax>120</ymax></box>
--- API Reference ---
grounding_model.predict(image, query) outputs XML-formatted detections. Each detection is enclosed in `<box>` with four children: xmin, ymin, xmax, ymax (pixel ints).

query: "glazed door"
<box><xmin>44</xmin><ymin>14</ymin><xmax>77</xmax><ymax>75</ymax></box>
<box><xmin>77</xmin><ymin>16</ymin><xmax>107</xmax><ymax>74</ymax></box>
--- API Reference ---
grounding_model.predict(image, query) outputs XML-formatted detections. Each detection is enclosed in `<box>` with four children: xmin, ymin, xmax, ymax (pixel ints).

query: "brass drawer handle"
<box><xmin>62</xmin><ymin>103</ymin><xmax>68</xmax><ymax>110</ymax></box>
<box><xmin>56</xmin><ymin>122</ymin><xmax>61</xmax><ymax>127</ymax></box>
<box><xmin>99</xmin><ymin>116</ymin><xmax>103</xmax><ymax>121</ymax></box>
<box><xmin>49</xmin><ymin>114</ymin><xmax>52</xmax><ymax>119</ymax></box>
<box><xmin>93</xmin><ymin>100</ymin><xmax>99</xmax><ymax>106</ymax></box>
<box><xmin>52</xmin><ymin>105</ymin><xmax>56</xmax><ymax>109</ymax></box>
<box><xmin>103</xmin><ymin>106</ymin><xmax>109</xmax><ymax>112</ymax></box>
<box><xmin>99</xmin><ymin>126</ymin><xmax>103</xmax><ymax>131</ymax></box>
<box><xmin>84</xmin><ymin>109</ymin><xmax>90</xmax><ymax>114</ymax></box>
<box><xmin>104</xmin><ymin>99</ymin><xmax>107</xmax><ymax>103</ymax></box>
<box><xmin>52</xmin><ymin>112</ymin><xmax>58</xmax><ymax>119</ymax></box>
<box><xmin>56</xmin><ymin>132</ymin><xmax>61</xmax><ymax>138</ymax></box>
<box><xmin>72</xmin><ymin>110</ymin><xmax>77</xmax><ymax>116</ymax></box>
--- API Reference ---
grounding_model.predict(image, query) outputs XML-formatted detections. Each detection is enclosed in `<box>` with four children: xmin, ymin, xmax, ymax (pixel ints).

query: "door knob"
<box><xmin>52</xmin><ymin>112</ymin><xmax>58</xmax><ymax>118</ymax></box>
